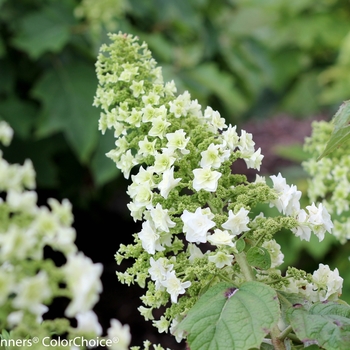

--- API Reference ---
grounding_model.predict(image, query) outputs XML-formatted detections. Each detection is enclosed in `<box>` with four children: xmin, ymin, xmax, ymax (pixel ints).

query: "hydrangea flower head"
<box><xmin>94</xmin><ymin>33</ymin><xmax>337</xmax><ymax>340</ymax></box>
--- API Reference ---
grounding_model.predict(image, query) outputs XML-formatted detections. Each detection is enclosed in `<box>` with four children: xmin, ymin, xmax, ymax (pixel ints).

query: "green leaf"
<box><xmin>31</xmin><ymin>62</ymin><xmax>99</xmax><ymax>164</ymax></box>
<box><xmin>236</xmin><ymin>238</ymin><xmax>246</xmax><ymax>253</ymax></box>
<box><xmin>0</xmin><ymin>96</ymin><xmax>38</xmax><ymax>139</ymax></box>
<box><xmin>11</xmin><ymin>4</ymin><xmax>74</xmax><ymax>59</ymax></box>
<box><xmin>317</xmin><ymin>100</ymin><xmax>350</xmax><ymax>160</ymax></box>
<box><xmin>177</xmin><ymin>281</ymin><xmax>280</xmax><ymax>350</ymax></box>
<box><xmin>287</xmin><ymin>301</ymin><xmax>350</xmax><ymax>350</ymax></box>
<box><xmin>91</xmin><ymin>129</ymin><xmax>120</xmax><ymax>187</ymax></box>
<box><xmin>246</xmin><ymin>246</ymin><xmax>271</xmax><ymax>270</ymax></box>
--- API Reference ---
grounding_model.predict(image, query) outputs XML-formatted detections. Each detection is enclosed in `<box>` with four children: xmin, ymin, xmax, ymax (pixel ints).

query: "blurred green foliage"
<box><xmin>0</xmin><ymin>0</ymin><xmax>349</xmax><ymax>322</ymax></box>
<box><xmin>1</xmin><ymin>0</ymin><xmax>350</xmax><ymax>200</ymax></box>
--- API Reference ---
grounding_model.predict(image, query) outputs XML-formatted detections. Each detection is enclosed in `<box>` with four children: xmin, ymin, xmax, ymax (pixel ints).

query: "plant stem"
<box><xmin>235</xmin><ymin>251</ymin><xmax>255</xmax><ymax>281</ymax></box>
<box><xmin>270</xmin><ymin>325</ymin><xmax>286</xmax><ymax>350</ymax></box>
<box><xmin>235</xmin><ymin>252</ymin><xmax>286</xmax><ymax>350</ymax></box>
<box><xmin>277</xmin><ymin>325</ymin><xmax>293</xmax><ymax>341</ymax></box>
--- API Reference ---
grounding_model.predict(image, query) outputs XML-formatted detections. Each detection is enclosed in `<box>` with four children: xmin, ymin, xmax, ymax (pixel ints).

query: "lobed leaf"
<box><xmin>287</xmin><ymin>301</ymin><xmax>350</xmax><ymax>350</ymax></box>
<box><xmin>32</xmin><ymin>62</ymin><xmax>99</xmax><ymax>164</ymax></box>
<box><xmin>177</xmin><ymin>281</ymin><xmax>280</xmax><ymax>350</ymax></box>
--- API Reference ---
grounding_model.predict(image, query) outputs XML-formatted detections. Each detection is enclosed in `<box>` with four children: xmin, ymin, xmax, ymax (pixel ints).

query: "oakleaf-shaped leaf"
<box><xmin>177</xmin><ymin>281</ymin><xmax>280</xmax><ymax>350</ymax></box>
<box><xmin>32</xmin><ymin>62</ymin><xmax>99</xmax><ymax>164</ymax></box>
<box><xmin>11</xmin><ymin>4</ymin><xmax>74</xmax><ymax>59</ymax></box>
<box><xmin>287</xmin><ymin>301</ymin><xmax>350</xmax><ymax>350</ymax></box>
<box><xmin>317</xmin><ymin>100</ymin><xmax>350</xmax><ymax>160</ymax></box>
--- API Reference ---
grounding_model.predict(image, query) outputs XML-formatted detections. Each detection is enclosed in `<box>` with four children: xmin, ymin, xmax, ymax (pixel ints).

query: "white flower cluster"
<box><xmin>284</xmin><ymin>263</ymin><xmax>343</xmax><ymax>302</ymax></box>
<box><xmin>269</xmin><ymin>173</ymin><xmax>333</xmax><ymax>241</ymax></box>
<box><xmin>303</xmin><ymin>120</ymin><xmax>350</xmax><ymax>244</ymax></box>
<box><xmin>94</xmin><ymin>33</ymin><xmax>339</xmax><ymax>340</ymax></box>
<box><xmin>0</xmin><ymin>121</ymin><xmax>130</xmax><ymax>349</ymax></box>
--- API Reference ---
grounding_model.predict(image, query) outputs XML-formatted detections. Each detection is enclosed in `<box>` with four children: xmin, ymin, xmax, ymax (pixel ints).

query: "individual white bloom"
<box><xmin>13</xmin><ymin>271</ymin><xmax>51</xmax><ymax>316</ymax></box>
<box><xmin>98</xmin><ymin>112</ymin><xmax>108</xmax><ymax>134</ymax></box>
<box><xmin>126</xmin><ymin>108</ymin><xmax>142</xmax><ymax>127</ymax></box>
<box><xmin>210</xmin><ymin>110</ymin><xmax>227</xmax><ymax>131</ymax></box>
<box><xmin>181</xmin><ymin>207</ymin><xmax>215</xmax><ymax>244</ymax></box>
<box><xmin>7</xmin><ymin>311</ymin><xmax>23</xmax><ymax>327</ymax></box>
<box><xmin>76</xmin><ymin>311</ymin><xmax>103</xmax><ymax>336</ymax></box>
<box><xmin>262</xmin><ymin>240</ymin><xmax>284</xmax><ymax>268</ymax></box>
<box><xmin>306</xmin><ymin>202</ymin><xmax>333</xmax><ymax>241</ymax></box>
<box><xmin>138</xmin><ymin>137</ymin><xmax>157</xmax><ymax>157</ymax></box>
<box><xmin>0</xmin><ymin>225</ymin><xmax>37</xmax><ymax>260</ymax></box>
<box><xmin>148</xmin><ymin>117</ymin><xmax>171</xmax><ymax>139</ymax></box>
<box><xmin>64</xmin><ymin>253</ymin><xmax>103</xmax><ymax>317</ymax></box>
<box><xmin>312</xmin><ymin>263</ymin><xmax>343</xmax><ymax>301</ymax></box>
<box><xmin>188</xmin><ymin>243</ymin><xmax>204</xmax><ymax>262</ymax></box>
<box><xmin>138</xmin><ymin>220</ymin><xmax>162</xmax><ymax>254</ymax></box>
<box><xmin>48</xmin><ymin>198</ymin><xmax>74</xmax><ymax>226</ymax></box>
<box><xmin>208</xmin><ymin>252</ymin><xmax>234</xmax><ymax>268</ymax></box>
<box><xmin>19</xmin><ymin>159</ymin><xmax>36</xmax><ymax>190</ymax></box>
<box><xmin>254</xmin><ymin>175</ymin><xmax>266</xmax><ymax>184</ymax></box>
<box><xmin>107</xmin><ymin>319</ymin><xmax>131</xmax><ymax>350</ymax></box>
<box><xmin>119</xmin><ymin>63</ymin><xmax>139</xmax><ymax>82</ymax></box>
<box><xmin>115</xmin><ymin>149</ymin><xmax>137</xmax><ymax>179</ymax></box>
<box><xmin>243</xmin><ymin>147</ymin><xmax>264</xmax><ymax>171</ymax></box>
<box><xmin>148</xmin><ymin>257</ymin><xmax>174</xmax><ymax>290</ymax></box>
<box><xmin>148</xmin><ymin>203</ymin><xmax>176</xmax><ymax>233</ymax></box>
<box><xmin>270</xmin><ymin>172</ymin><xmax>287</xmax><ymax>193</ymax></box>
<box><xmin>6</xmin><ymin>189</ymin><xmax>38</xmax><ymax>214</ymax></box>
<box><xmin>142</xmin><ymin>91</ymin><xmax>160</xmax><ymax>106</ymax></box>
<box><xmin>117</xmin><ymin>103</ymin><xmax>130</xmax><ymax>122</ymax></box>
<box><xmin>200</xmin><ymin>143</ymin><xmax>222</xmax><ymax>169</ymax></box>
<box><xmin>269</xmin><ymin>173</ymin><xmax>301</xmax><ymax>215</ymax></box>
<box><xmin>142</xmin><ymin>104</ymin><xmax>156</xmax><ymax>123</ymax></box>
<box><xmin>164</xmin><ymin>80</ymin><xmax>177</xmax><ymax>96</ymax></box>
<box><xmin>170</xmin><ymin>317</ymin><xmax>186</xmax><ymax>343</ymax></box>
<box><xmin>165</xmin><ymin>129</ymin><xmax>190</xmax><ymax>155</ymax></box>
<box><xmin>222</xmin><ymin>208</ymin><xmax>250</xmax><ymax>235</ymax></box>
<box><xmin>221</xmin><ymin>124</ymin><xmax>239</xmax><ymax>150</ymax></box>
<box><xmin>33</xmin><ymin>206</ymin><xmax>60</xmax><ymax>236</ymax></box>
<box><xmin>130</xmin><ymin>183</ymin><xmax>153</xmax><ymax>208</ymax></box>
<box><xmin>192</xmin><ymin>167</ymin><xmax>222</xmax><ymax>192</ymax></box>
<box><xmin>113</xmin><ymin>122</ymin><xmax>127</xmax><ymax>138</ymax></box>
<box><xmin>142</xmin><ymin>105</ymin><xmax>167</xmax><ymax>123</ymax></box>
<box><xmin>168</xmin><ymin>91</ymin><xmax>191</xmax><ymax>118</ymax></box>
<box><xmin>47</xmin><ymin>226</ymin><xmax>77</xmax><ymax>255</ymax></box>
<box><xmin>153</xmin><ymin>151</ymin><xmax>176</xmax><ymax>173</ymax></box>
<box><xmin>131</xmin><ymin>166</ymin><xmax>155</xmax><ymax>187</ymax></box>
<box><xmin>291</xmin><ymin>209</ymin><xmax>312</xmax><ymax>241</ymax></box>
<box><xmin>188</xmin><ymin>99</ymin><xmax>203</xmax><ymax>119</ymax></box>
<box><xmin>238</xmin><ymin>130</ymin><xmax>255</xmax><ymax>155</ymax></box>
<box><xmin>158</xmin><ymin>166</ymin><xmax>181</xmax><ymax>199</ymax></box>
<box><xmin>0</xmin><ymin>121</ymin><xmax>14</xmax><ymax>146</ymax></box>
<box><xmin>153</xmin><ymin>315</ymin><xmax>170</xmax><ymax>333</ymax></box>
<box><xmin>204</xmin><ymin>107</ymin><xmax>227</xmax><ymax>131</ymax></box>
<box><xmin>138</xmin><ymin>306</ymin><xmax>154</xmax><ymax>321</ymax></box>
<box><xmin>161</xmin><ymin>270</ymin><xmax>191</xmax><ymax>303</ymax></box>
<box><xmin>126</xmin><ymin>201</ymin><xmax>144</xmax><ymax>221</ymax></box>
<box><xmin>207</xmin><ymin>229</ymin><xmax>235</xmax><ymax>247</ymax></box>
<box><xmin>130</xmin><ymin>79</ymin><xmax>145</xmax><ymax>97</ymax></box>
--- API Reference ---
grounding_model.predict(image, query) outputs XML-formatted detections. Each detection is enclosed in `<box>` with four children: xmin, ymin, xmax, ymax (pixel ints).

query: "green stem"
<box><xmin>235</xmin><ymin>253</ymin><xmax>285</xmax><ymax>349</ymax></box>
<box><xmin>270</xmin><ymin>325</ymin><xmax>286</xmax><ymax>350</ymax></box>
<box><xmin>235</xmin><ymin>251</ymin><xmax>255</xmax><ymax>281</ymax></box>
<box><xmin>277</xmin><ymin>325</ymin><xmax>293</xmax><ymax>341</ymax></box>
